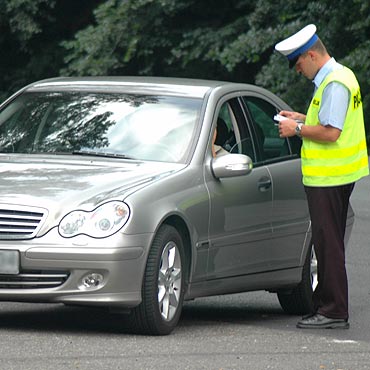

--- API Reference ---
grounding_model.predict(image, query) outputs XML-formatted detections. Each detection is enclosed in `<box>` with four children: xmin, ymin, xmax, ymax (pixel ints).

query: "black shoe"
<box><xmin>301</xmin><ymin>312</ymin><xmax>316</xmax><ymax>320</ymax></box>
<box><xmin>296</xmin><ymin>314</ymin><xmax>349</xmax><ymax>329</ymax></box>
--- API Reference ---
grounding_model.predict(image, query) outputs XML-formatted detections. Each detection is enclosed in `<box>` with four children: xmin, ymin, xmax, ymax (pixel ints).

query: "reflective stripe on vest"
<box><xmin>302</xmin><ymin>66</ymin><xmax>369</xmax><ymax>186</ymax></box>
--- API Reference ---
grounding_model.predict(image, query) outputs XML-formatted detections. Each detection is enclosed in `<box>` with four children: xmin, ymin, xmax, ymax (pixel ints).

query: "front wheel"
<box><xmin>130</xmin><ymin>224</ymin><xmax>185</xmax><ymax>335</ymax></box>
<box><xmin>277</xmin><ymin>244</ymin><xmax>318</xmax><ymax>315</ymax></box>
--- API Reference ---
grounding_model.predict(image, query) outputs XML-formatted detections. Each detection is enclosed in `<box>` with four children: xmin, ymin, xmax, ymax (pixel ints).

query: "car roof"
<box><xmin>26</xmin><ymin>76</ymin><xmax>261</xmax><ymax>99</ymax></box>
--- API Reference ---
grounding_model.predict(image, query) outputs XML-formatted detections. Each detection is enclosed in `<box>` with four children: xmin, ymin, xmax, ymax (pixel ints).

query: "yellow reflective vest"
<box><xmin>301</xmin><ymin>66</ymin><xmax>369</xmax><ymax>186</ymax></box>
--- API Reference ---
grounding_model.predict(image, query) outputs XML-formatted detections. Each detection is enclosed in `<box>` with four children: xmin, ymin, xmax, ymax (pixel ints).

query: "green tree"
<box><xmin>61</xmin><ymin>0</ymin><xmax>258</xmax><ymax>81</ymax></box>
<box><xmin>0</xmin><ymin>0</ymin><xmax>103</xmax><ymax>101</ymax></box>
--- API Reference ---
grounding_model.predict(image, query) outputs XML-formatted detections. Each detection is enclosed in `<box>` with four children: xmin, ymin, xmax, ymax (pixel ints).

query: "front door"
<box><xmin>206</xmin><ymin>98</ymin><xmax>273</xmax><ymax>279</ymax></box>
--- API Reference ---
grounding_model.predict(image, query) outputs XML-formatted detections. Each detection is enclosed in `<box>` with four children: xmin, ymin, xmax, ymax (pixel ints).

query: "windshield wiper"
<box><xmin>72</xmin><ymin>150</ymin><xmax>136</xmax><ymax>160</ymax></box>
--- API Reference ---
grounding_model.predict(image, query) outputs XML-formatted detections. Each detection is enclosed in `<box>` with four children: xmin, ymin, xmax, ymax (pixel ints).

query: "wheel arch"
<box><xmin>162</xmin><ymin>215</ymin><xmax>192</xmax><ymax>286</ymax></box>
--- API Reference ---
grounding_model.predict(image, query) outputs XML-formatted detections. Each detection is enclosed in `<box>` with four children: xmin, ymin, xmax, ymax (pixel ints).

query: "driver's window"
<box><xmin>242</xmin><ymin>96</ymin><xmax>300</xmax><ymax>162</ymax></box>
<box><xmin>215</xmin><ymin>103</ymin><xmax>237</xmax><ymax>154</ymax></box>
<box><xmin>217</xmin><ymin>101</ymin><xmax>256</xmax><ymax>161</ymax></box>
<box><xmin>242</xmin><ymin>97</ymin><xmax>286</xmax><ymax>161</ymax></box>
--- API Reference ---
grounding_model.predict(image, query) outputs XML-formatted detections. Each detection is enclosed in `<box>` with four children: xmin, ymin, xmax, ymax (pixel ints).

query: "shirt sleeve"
<box><xmin>319</xmin><ymin>82</ymin><xmax>350</xmax><ymax>130</ymax></box>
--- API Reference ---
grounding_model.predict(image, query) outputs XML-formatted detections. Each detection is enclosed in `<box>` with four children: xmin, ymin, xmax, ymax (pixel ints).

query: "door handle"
<box><xmin>258</xmin><ymin>177</ymin><xmax>272</xmax><ymax>192</ymax></box>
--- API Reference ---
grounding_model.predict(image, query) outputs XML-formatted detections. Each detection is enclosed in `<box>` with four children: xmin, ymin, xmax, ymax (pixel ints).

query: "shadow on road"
<box><xmin>0</xmin><ymin>292</ymin><xmax>292</xmax><ymax>335</ymax></box>
<box><xmin>0</xmin><ymin>303</ymin><xmax>133</xmax><ymax>335</ymax></box>
<box><xmin>180</xmin><ymin>292</ymin><xmax>291</xmax><ymax>329</ymax></box>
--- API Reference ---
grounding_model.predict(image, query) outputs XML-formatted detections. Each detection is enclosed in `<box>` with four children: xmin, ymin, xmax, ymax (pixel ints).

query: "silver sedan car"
<box><xmin>0</xmin><ymin>77</ymin><xmax>353</xmax><ymax>335</ymax></box>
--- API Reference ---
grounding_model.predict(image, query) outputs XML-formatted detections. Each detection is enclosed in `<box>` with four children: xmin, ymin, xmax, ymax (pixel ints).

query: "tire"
<box><xmin>130</xmin><ymin>224</ymin><xmax>185</xmax><ymax>335</ymax></box>
<box><xmin>277</xmin><ymin>244</ymin><xmax>318</xmax><ymax>315</ymax></box>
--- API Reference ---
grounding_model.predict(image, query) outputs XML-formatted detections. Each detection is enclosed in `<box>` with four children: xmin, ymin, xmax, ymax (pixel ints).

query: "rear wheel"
<box><xmin>277</xmin><ymin>244</ymin><xmax>317</xmax><ymax>315</ymax></box>
<box><xmin>130</xmin><ymin>224</ymin><xmax>185</xmax><ymax>335</ymax></box>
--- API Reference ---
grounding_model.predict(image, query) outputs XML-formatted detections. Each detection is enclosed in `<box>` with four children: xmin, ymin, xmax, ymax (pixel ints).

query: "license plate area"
<box><xmin>0</xmin><ymin>250</ymin><xmax>20</xmax><ymax>274</ymax></box>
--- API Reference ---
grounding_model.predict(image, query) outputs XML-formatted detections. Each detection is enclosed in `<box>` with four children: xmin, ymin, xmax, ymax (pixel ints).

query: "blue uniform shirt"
<box><xmin>312</xmin><ymin>58</ymin><xmax>350</xmax><ymax>130</ymax></box>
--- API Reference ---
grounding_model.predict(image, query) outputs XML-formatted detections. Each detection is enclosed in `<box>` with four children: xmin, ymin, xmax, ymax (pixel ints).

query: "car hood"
<box><xmin>0</xmin><ymin>154</ymin><xmax>184</xmax><ymax>211</ymax></box>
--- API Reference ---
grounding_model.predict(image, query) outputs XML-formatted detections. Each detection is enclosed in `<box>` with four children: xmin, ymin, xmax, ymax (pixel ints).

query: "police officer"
<box><xmin>275</xmin><ymin>24</ymin><xmax>369</xmax><ymax>329</ymax></box>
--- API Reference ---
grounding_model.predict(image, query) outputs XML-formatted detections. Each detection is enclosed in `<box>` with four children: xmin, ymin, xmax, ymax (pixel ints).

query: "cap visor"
<box><xmin>289</xmin><ymin>55</ymin><xmax>299</xmax><ymax>69</ymax></box>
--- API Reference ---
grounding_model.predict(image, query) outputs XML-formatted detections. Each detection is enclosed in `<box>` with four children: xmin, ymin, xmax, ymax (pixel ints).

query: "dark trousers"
<box><xmin>304</xmin><ymin>183</ymin><xmax>355</xmax><ymax>320</ymax></box>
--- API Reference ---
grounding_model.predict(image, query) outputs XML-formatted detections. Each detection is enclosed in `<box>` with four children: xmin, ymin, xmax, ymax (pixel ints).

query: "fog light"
<box><xmin>81</xmin><ymin>273</ymin><xmax>104</xmax><ymax>290</ymax></box>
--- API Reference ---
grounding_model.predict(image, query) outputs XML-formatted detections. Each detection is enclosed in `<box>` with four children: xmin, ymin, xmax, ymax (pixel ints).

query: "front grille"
<box><xmin>0</xmin><ymin>270</ymin><xmax>69</xmax><ymax>289</ymax></box>
<box><xmin>0</xmin><ymin>205</ymin><xmax>47</xmax><ymax>240</ymax></box>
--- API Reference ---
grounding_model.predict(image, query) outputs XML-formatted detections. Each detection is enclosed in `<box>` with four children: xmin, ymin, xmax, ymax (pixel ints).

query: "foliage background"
<box><xmin>1</xmin><ymin>0</ymin><xmax>369</xmax><ymax>141</ymax></box>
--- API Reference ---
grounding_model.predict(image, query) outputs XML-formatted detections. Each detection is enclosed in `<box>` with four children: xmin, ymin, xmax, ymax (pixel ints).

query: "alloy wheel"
<box><xmin>157</xmin><ymin>241</ymin><xmax>182</xmax><ymax>321</ymax></box>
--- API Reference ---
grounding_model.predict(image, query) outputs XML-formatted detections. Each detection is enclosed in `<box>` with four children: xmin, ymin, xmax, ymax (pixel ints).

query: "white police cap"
<box><xmin>275</xmin><ymin>24</ymin><xmax>318</xmax><ymax>68</ymax></box>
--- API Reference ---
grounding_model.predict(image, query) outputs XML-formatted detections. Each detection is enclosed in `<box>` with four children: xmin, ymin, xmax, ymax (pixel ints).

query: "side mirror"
<box><xmin>211</xmin><ymin>153</ymin><xmax>253</xmax><ymax>178</ymax></box>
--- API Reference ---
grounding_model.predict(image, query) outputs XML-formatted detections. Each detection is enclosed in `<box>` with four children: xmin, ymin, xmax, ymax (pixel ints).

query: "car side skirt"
<box><xmin>184</xmin><ymin>267</ymin><xmax>303</xmax><ymax>300</ymax></box>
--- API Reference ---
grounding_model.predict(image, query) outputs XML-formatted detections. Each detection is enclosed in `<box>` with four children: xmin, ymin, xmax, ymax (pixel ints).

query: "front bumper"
<box><xmin>0</xmin><ymin>229</ymin><xmax>153</xmax><ymax>308</ymax></box>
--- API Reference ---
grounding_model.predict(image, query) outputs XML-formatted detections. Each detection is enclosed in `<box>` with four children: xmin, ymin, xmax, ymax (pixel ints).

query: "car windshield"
<box><xmin>0</xmin><ymin>91</ymin><xmax>203</xmax><ymax>163</ymax></box>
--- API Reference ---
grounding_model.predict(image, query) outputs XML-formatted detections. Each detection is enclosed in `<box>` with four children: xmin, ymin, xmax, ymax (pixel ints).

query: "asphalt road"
<box><xmin>0</xmin><ymin>177</ymin><xmax>369</xmax><ymax>370</ymax></box>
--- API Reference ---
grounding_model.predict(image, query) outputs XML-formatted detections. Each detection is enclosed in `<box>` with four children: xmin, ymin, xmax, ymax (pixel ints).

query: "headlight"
<box><xmin>59</xmin><ymin>201</ymin><xmax>130</xmax><ymax>238</ymax></box>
